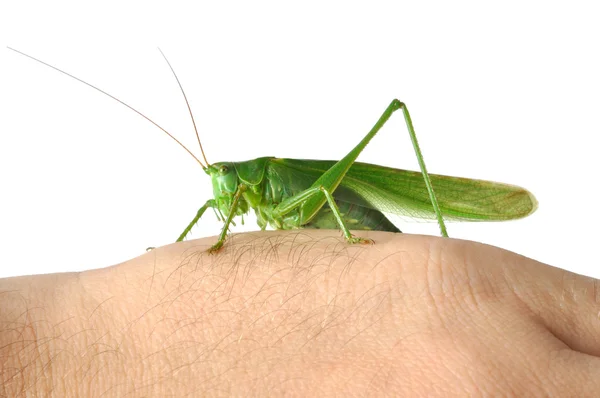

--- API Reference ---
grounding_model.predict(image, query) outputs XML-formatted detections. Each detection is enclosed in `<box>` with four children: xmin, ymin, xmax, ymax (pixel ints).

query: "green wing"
<box><xmin>270</xmin><ymin>158</ymin><xmax>538</xmax><ymax>221</ymax></box>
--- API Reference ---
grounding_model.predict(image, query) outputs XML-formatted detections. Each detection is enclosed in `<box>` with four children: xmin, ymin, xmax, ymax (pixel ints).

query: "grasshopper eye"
<box><xmin>219</xmin><ymin>165</ymin><xmax>229</xmax><ymax>174</ymax></box>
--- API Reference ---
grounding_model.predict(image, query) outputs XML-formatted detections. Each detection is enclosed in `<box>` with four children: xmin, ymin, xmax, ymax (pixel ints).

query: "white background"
<box><xmin>1</xmin><ymin>1</ymin><xmax>599</xmax><ymax>278</ymax></box>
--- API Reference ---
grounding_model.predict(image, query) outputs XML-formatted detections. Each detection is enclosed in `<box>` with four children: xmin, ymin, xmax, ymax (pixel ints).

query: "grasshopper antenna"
<box><xmin>157</xmin><ymin>48</ymin><xmax>210</xmax><ymax>167</ymax></box>
<box><xmin>7</xmin><ymin>46</ymin><xmax>207</xmax><ymax>170</ymax></box>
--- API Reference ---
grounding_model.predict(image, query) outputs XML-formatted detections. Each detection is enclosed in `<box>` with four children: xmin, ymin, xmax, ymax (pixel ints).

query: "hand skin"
<box><xmin>1</xmin><ymin>231</ymin><xmax>599</xmax><ymax>397</ymax></box>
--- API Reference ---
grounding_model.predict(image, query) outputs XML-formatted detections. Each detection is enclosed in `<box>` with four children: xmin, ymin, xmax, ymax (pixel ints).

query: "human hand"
<box><xmin>1</xmin><ymin>231</ymin><xmax>598</xmax><ymax>396</ymax></box>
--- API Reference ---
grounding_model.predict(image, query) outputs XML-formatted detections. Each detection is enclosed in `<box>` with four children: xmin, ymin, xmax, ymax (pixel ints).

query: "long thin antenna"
<box><xmin>7</xmin><ymin>46</ymin><xmax>207</xmax><ymax>170</ymax></box>
<box><xmin>157</xmin><ymin>48</ymin><xmax>210</xmax><ymax>167</ymax></box>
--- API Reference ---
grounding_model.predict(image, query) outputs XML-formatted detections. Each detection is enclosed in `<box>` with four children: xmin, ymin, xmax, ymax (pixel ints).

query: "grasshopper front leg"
<box><xmin>177</xmin><ymin>199</ymin><xmax>217</xmax><ymax>242</ymax></box>
<box><xmin>144</xmin><ymin>199</ymin><xmax>214</xmax><ymax>252</ymax></box>
<box><xmin>275</xmin><ymin>99</ymin><xmax>448</xmax><ymax>244</ymax></box>
<box><xmin>207</xmin><ymin>185</ymin><xmax>247</xmax><ymax>253</ymax></box>
<box><xmin>177</xmin><ymin>188</ymin><xmax>246</xmax><ymax>252</ymax></box>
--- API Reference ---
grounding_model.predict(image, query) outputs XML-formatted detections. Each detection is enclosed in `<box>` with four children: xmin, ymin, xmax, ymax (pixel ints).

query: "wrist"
<box><xmin>0</xmin><ymin>272</ymin><xmax>86</xmax><ymax>396</ymax></box>
<box><xmin>2</xmin><ymin>232</ymin><xmax>418</xmax><ymax>395</ymax></box>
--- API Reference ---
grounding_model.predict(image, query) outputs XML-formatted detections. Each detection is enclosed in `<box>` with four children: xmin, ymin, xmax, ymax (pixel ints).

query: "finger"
<box><xmin>454</xmin><ymin>238</ymin><xmax>600</xmax><ymax>357</ymax></box>
<box><xmin>548</xmin><ymin>348</ymin><xmax>600</xmax><ymax>395</ymax></box>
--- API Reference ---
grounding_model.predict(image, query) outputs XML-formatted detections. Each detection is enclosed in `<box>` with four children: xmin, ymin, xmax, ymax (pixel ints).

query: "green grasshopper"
<box><xmin>9</xmin><ymin>48</ymin><xmax>538</xmax><ymax>252</ymax></box>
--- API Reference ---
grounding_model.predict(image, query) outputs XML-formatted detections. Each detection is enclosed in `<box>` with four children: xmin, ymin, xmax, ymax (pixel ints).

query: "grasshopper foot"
<box><xmin>207</xmin><ymin>241</ymin><xmax>224</xmax><ymax>254</ymax></box>
<box><xmin>346</xmin><ymin>235</ymin><xmax>375</xmax><ymax>245</ymax></box>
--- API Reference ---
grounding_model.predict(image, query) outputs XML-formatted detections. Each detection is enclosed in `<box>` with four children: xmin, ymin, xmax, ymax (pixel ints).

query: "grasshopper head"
<box><xmin>206</xmin><ymin>162</ymin><xmax>238</xmax><ymax>199</ymax></box>
<box><xmin>206</xmin><ymin>162</ymin><xmax>250</xmax><ymax>219</ymax></box>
